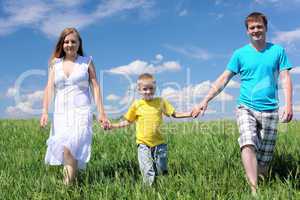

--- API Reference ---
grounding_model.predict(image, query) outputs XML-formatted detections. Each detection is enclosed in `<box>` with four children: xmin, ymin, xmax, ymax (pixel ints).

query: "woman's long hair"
<box><xmin>49</xmin><ymin>27</ymin><xmax>84</xmax><ymax>66</ymax></box>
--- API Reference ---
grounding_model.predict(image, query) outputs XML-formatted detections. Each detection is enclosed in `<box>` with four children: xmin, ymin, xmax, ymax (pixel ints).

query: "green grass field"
<box><xmin>0</xmin><ymin>119</ymin><xmax>299</xmax><ymax>199</ymax></box>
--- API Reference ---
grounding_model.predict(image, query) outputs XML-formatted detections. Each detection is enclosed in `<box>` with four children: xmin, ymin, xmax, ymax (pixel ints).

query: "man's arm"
<box><xmin>191</xmin><ymin>70</ymin><xmax>235</xmax><ymax>118</ymax></box>
<box><xmin>280</xmin><ymin>69</ymin><xmax>293</xmax><ymax>123</ymax></box>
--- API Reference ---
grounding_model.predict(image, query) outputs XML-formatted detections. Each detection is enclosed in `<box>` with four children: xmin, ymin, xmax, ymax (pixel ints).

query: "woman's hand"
<box><xmin>98</xmin><ymin>114</ymin><xmax>111</xmax><ymax>130</ymax></box>
<box><xmin>40</xmin><ymin>113</ymin><xmax>48</xmax><ymax>128</ymax></box>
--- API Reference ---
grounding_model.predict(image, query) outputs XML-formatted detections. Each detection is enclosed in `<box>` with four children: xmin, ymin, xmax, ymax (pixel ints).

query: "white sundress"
<box><xmin>45</xmin><ymin>56</ymin><xmax>93</xmax><ymax>169</ymax></box>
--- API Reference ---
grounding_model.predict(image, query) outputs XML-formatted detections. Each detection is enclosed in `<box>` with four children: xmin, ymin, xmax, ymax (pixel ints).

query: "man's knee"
<box><xmin>241</xmin><ymin>144</ymin><xmax>256</xmax><ymax>152</ymax></box>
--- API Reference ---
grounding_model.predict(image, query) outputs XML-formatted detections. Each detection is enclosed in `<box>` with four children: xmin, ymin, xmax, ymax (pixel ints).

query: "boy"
<box><xmin>106</xmin><ymin>73</ymin><xmax>191</xmax><ymax>185</ymax></box>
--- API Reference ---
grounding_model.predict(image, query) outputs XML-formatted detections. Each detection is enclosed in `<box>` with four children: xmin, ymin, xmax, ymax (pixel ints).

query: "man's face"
<box><xmin>247</xmin><ymin>20</ymin><xmax>266</xmax><ymax>43</ymax></box>
<box><xmin>138</xmin><ymin>81</ymin><xmax>156</xmax><ymax>100</ymax></box>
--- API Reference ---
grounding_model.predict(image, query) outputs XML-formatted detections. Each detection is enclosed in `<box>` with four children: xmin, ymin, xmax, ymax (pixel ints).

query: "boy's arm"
<box><xmin>172</xmin><ymin>111</ymin><xmax>192</xmax><ymax>118</ymax></box>
<box><xmin>108</xmin><ymin>119</ymin><xmax>133</xmax><ymax>129</ymax></box>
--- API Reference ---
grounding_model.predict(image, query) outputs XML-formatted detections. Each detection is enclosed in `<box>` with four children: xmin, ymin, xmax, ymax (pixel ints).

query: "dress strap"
<box><xmin>87</xmin><ymin>56</ymin><xmax>93</xmax><ymax>67</ymax></box>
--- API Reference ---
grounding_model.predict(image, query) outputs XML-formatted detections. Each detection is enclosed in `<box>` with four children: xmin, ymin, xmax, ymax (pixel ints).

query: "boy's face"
<box><xmin>247</xmin><ymin>20</ymin><xmax>266</xmax><ymax>43</ymax></box>
<box><xmin>138</xmin><ymin>80</ymin><xmax>156</xmax><ymax>100</ymax></box>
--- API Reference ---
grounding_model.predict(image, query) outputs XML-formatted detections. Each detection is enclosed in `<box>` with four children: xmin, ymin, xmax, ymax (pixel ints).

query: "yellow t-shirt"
<box><xmin>124</xmin><ymin>97</ymin><xmax>175</xmax><ymax>147</ymax></box>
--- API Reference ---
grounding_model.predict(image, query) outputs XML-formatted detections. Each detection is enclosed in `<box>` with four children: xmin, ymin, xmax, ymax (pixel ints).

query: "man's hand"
<box><xmin>280</xmin><ymin>105</ymin><xmax>293</xmax><ymax>123</ymax></box>
<box><xmin>191</xmin><ymin>100</ymin><xmax>208</xmax><ymax>118</ymax></box>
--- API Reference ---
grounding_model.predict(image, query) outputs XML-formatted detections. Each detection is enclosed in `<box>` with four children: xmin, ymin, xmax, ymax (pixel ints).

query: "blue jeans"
<box><xmin>137</xmin><ymin>143</ymin><xmax>168</xmax><ymax>185</ymax></box>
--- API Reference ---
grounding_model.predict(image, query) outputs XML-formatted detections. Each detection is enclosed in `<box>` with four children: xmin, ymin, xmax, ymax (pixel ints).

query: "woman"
<box><xmin>40</xmin><ymin>27</ymin><xmax>109</xmax><ymax>185</ymax></box>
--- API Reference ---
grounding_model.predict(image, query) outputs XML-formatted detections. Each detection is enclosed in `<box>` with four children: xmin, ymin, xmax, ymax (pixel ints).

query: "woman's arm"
<box><xmin>40</xmin><ymin>65</ymin><xmax>55</xmax><ymax>127</ymax></box>
<box><xmin>88</xmin><ymin>60</ymin><xmax>109</xmax><ymax>125</ymax></box>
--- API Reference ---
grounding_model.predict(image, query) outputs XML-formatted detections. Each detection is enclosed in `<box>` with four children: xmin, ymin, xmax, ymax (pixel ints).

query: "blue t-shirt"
<box><xmin>227</xmin><ymin>43</ymin><xmax>292</xmax><ymax>111</ymax></box>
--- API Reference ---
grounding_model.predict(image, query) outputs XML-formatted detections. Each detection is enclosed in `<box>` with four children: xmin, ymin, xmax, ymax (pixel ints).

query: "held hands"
<box><xmin>191</xmin><ymin>100</ymin><xmax>208</xmax><ymax>118</ymax></box>
<box><xmin>98</xmin><ymin>115</ymin><xmax>112</xmax><ymax>130</ymax></box>
<box><xmin>40</xmin><ymin>113</ymin><xmax>48</xmax><ymax>128</ymax></box>
<box><xmin>280</xmin><ymin>104</ymin><xmax>293</xmax><ymax>123</ymax></box>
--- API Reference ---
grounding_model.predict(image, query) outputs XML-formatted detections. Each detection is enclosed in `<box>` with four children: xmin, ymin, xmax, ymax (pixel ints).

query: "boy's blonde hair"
<box><xmin>137</xmin><ymin>73</ymin><xmax>156</xmax><ymax>86</ymax></box>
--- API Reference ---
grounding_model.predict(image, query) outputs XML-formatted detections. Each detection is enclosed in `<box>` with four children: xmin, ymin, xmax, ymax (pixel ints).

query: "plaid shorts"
<box><xmin>236</xmin><ymin>105</ymin><xmax>279</xmax><ymax>165</ymax></box>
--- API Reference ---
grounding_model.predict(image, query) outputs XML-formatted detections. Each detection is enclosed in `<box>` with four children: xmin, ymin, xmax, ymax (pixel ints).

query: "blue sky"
<box><xmin>0</xmin><ymin>0</ymin><xmax>300</xmax><ymax>120</ymax></box>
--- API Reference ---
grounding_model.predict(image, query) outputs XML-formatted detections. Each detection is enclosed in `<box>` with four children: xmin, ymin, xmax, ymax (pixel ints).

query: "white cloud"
<box><xmin>0</xmin><ymin>1</ymin><xmax>50</xmax><ymax>35</ymax></box>
<box><xmin>104</xmin><ymin>84</ymin><xmax>136</xmax><ymax>115</ymax></box>
<box><xmin>161</xmin><ymin>80</ymin><xmax>234</xmax><ymax>104</ymax></box>
<box><xmin>103</xmin><ymin>81</ymin><xmax>234</xmax><ymax>116</ymax></box>
<box><xmin>164</xmin><ymin>44</ymin><xmax>215</xmax><ymax>60</ymax></box>
<box><xmin>160</xmin><ymin>61</ymin><xmax>181</xmax><ymax>71</ymax></box>
<box><xmin>6</xmin><ymin>87</ymin><xmax>17</xmax><ymax>97</ymax></box>
<box><xmin>5</xmin><ymin>89</ymin><xmax>44</xmax><ymax>116</ymax></box>
<box><xmin>252</xmin><ymin>0</ymin><xmax>300</xmax><ymax>16</ymax></box>
<box><xmin>290</xmin><ymin>66</ymin><xmax>300</xmax><ymax>74</ymax></box>
<box><xmin>178</xmin><ymin>9</ymin><xmax>188</xmax><ymax>16</ymax></box>
<box><xmin>27</xmin><ymin>90</ymin><xmax>44</xmax><ymax>102</ymax></box>
<box><xmin>209</xmin><ymin>12</ymin><xmax>224</xmax><ymax>20</ymax></box>
<box><xmin>39</xmin><ymin>12</ymin><xmax>93</xmax><ymax>38</ymax></box>
<box><xmin>106</xmin><ymin>94</ymin><xmax>121</xmax><ymax>101</ymax></box>
<box><xmin>255</xmin><ymin>0</ymin><xmax>280</xmax><ymax>4</ymax></box>
<box><xmin>6</xmin><ymin>86</ymin><xmax>43</xmax><ymax>100</ymax></box>
<box><xmin>255</xmin><ymin>0</ymin><xmax>300</xmax><ymax>5</ymax></box>
<box><xmin>294</xmin><ymin>104</ymin><xmax>300</xmax><ymax>112</ymax></box>
<box><xmin>54</xmin><ymin>0</ymin><xmax>84</xmax><ymax>7</ymax></box>
<box><xmin>160</xmin><ymin>81</ymin><xmax>234</xmax><ymax>114</ymax></box>
<box><xmin>118</xmin><ymin>83</ymin><xmax>137</xmax><ymax>105</ymax></box>
<box><xmin>215</xmin><ymin>0</ymin><xmax>223</xmax><ymax>5</ymax></box>
<box><xmin>155</xmin><ymin>54</ymin><xmax>163</xmax><ymax>62</ymax></box>
<box><xmin>151</xmin><ymin>54</ymin><xmax>164</xmax><ymax>64</ymax></box>
<box><xmin>6</xmin><ymin>102</ymin><xmax>34</xmax><ymax>116</ymax></box>
<box><xmin>294</xmin><ymin>84</ymin><xmax>300</xmax><ymax>89</ymax></box>
<box><xmin>215</xmin><ymin>92</ymin><xmax>234</xmax><ymax>101</ymax></box>
<box><xmin>107</xmin><ymin>56</ymin><xmax>181</xmax><ymax>75</ymax></box>
<box><xmin>0</xmin><ymin>0</ymin><xmax>153</xmax><ymax>37</ymax></box>
<box><xmin>193</xmin><ymin>81</ymin><xmax>211</xmax><ymax>96</ymax></box>
<box><xmin>227</xmin><ymin>80</ymin><xmax>240</xmax><ymax>88</ymax></box>
<box><xmin>272</xmin><ymin>28</ymin><xmax>300</xmax><ymax>45</ymax></box>
<box><xmin>108</xmin><ymin>60</ymin><xmax>154</xmax><ymax>75</ymax></box>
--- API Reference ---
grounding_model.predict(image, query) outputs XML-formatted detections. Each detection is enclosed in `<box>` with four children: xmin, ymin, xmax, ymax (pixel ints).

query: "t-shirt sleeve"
<box><xmin>162</xmin><ymin>98</ymin><xmax>175</xmax><ymax>117</ymax></box>
<box><xmin>226</xmin><ymin>50</ymin><xmax>240</xmax><ymax>74</ymax></box>
<box><xmin>124</xmin><ymin>101</ymin><xmax>137</xmax><ymax>122</ymax></box>
<box><xmin>279</xmin><ymin>48</ymin><xmax>292</xmax><ymax>71</ymax></box>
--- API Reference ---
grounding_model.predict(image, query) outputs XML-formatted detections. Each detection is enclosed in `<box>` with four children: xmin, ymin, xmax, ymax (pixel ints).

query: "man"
<box><xmin>191</xmin><ymin>12</ymin><xmax>293</xmax><ymax>194</ymax></box>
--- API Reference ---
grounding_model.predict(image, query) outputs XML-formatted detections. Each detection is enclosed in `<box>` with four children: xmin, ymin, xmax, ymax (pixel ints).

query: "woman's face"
<box><xmin>63</xmin><ymin>32</ymin><xmax>80</xmax><ymax>57</ymax></box>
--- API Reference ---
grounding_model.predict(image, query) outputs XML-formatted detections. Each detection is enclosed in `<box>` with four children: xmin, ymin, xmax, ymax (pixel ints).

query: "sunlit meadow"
<box><xmin>0</xmin><ymin>119</ymin><xmax>299</xmax><ymax>199</ymax></box>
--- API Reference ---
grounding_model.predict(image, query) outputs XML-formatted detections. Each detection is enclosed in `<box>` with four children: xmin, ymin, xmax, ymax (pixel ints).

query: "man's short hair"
<box><xmin>245</xmin><ymin>12</ymin><xmax>268</xmax><ymax>30</ymax></box>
